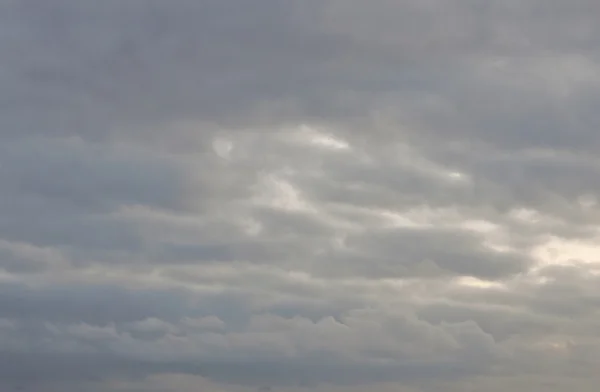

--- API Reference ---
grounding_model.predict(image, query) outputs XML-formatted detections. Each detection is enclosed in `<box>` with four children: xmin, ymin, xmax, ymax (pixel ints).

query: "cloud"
<box><xmin>2</xmin><ymin>0</ymin><xmax>600</xmax><ymax>391</ymax></box>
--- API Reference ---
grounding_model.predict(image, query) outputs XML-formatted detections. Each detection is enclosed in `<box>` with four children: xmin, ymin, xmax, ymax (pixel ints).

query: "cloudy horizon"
<box><xmin>2</xmin><ymin>1</ymin><xmax>600</xmax><ymax>391</ymax></box>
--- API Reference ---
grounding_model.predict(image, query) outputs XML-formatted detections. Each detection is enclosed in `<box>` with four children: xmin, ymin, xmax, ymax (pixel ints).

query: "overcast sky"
<box><xmin>2</xmin><ymin>1</ymin><xmax>600</xmax><ymax>391</ymax></box>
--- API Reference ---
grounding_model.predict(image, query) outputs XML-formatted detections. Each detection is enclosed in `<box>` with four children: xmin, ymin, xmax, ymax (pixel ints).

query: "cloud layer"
<box><xmin>2</xmin><ymin>1</ymin><xmax>600</xmax><ymax>391</ymax></box>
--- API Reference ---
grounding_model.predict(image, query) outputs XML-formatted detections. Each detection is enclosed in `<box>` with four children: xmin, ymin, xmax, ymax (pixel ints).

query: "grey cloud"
<box><xmin>0</xmin><ymin>302</ymin><xmax>498</xmax><ymax>389</ymax></box>
<box><xmin>0</xmin><ymin>283</ymin><xmax>189</xmax><ymax>324</ymax></box>
<box><xmin>0</xmin><ymin>137</ymin><xmax>183</xmax><ymax>210</ymax></box>
<box><xmin>0</xmin><ymin>0</ymin><xmax>338</xmax><ymax>139</ymax></box>
<box><xmin>0</xmin><ymin>137</ymin><xmax>186</xmax><ymax>260</ymax></box>
<box><xmin>2</xmin><ymin>0</ymin><xmax>599</xmax><ymax>147</ymax></box>
<box><xmin>343</xmin><ymin>227</ymin><xmax>530</xmax><ymax>279</ymax></box>
<box><xmin>3</xmin><ymin>0</ymin><xmax>600</xmax><ymax>391</ymax></box>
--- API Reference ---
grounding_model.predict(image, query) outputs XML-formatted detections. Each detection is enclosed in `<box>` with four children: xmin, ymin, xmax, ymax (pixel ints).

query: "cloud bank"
<box><xmin>2</xmin><ymin>1</ymin><xmax>600</xmax><ymax>391</ymax></box>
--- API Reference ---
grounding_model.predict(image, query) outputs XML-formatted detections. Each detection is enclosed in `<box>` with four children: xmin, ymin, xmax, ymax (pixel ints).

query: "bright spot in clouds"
<box><xmin>284</xmin><ymin>125</ymin><xmax>351</xmax><ymax>151</ymax></box>
<box><xmin>212</xmin><ymin>137</ymin><xmax>234</xmax><ymax>160</ymax></box>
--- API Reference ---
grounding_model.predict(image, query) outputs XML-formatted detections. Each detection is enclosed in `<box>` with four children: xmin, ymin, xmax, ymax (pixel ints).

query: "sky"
<box><xmin>2</xmin><ymin>0</ymin><xmax>600</xmax><ymax>391</ymax></box>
